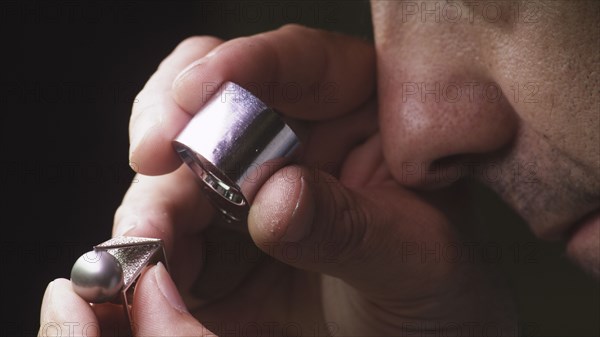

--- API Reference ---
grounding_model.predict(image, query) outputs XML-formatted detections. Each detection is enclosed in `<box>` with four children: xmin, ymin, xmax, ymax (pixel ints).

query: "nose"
<box><xmin>381</xmin><ymin>75</ymin><xmax>518</xmax><ymax>189</ymax></box>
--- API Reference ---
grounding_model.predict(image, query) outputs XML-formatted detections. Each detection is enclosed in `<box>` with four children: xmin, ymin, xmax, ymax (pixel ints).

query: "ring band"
<box><xmin>173</xmin><ymin>81</ymin><xmax>300</xmax><ymax>224</ymax></box>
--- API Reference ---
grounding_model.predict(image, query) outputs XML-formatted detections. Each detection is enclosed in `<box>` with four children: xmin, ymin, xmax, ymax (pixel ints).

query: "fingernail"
<box><xmin>281</xmin><ymin>176</ymin><xmax>314</xmax><ymax>242</ymax></box>
<box><xmin>129</xmin><ymin>129</ymin><xmax>147</xmax><ymax>161</ymax></box>
<box><xmin>129</xmin><ymin>113</ymin><xmax>162</xmax><ymax>161</ymax></box>
<box><xmin>173</xmin><ymin>51</ymin><xmax>217</xmax><ymax>86</ymax></box>
<box><xmin>129</xmin><ymin>161</ymin><xmax>139</xmax><ymax>173</ymax></box>
<box><xmin>154</xmin><ymin>262</ymin><xmax>188</xmax><ymax>313</ymax></box>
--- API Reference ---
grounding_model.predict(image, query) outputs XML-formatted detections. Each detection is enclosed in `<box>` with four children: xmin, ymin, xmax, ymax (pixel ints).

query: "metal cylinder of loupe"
<box><xmin>173</xmin><ymin>81</ymin><xmax>299</xmax><ymax>224</ymax></box>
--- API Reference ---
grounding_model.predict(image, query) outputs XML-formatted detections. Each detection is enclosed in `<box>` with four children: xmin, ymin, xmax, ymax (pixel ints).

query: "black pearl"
<box><xmin>71</xmin><ymin>250</ymin><xmax>124</xmax><ymax>303</ymax></box>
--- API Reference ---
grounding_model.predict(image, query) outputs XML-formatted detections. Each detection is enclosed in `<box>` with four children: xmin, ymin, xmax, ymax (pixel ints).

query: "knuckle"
<box><xmin>324</xmin><ymin>185</ymin><xmax>371</xmax><ymax>263</ymax></box>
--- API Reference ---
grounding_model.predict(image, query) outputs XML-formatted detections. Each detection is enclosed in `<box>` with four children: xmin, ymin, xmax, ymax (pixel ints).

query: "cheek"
<box><xmin>491</xmin><ymin>57</ymin><xmax>600</xmax><ymax>177</ymax></box>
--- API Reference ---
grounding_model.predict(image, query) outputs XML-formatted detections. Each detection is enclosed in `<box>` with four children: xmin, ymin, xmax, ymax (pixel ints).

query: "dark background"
<box><xmin>0</xmin><ymin>1</ymin><xmax>597</xmax><ymax>336</ymax></box>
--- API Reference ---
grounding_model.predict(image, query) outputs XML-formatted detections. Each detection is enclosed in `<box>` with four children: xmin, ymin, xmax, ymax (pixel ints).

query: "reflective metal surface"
<box><xmin>71</xmin><ymin>237</ymin><xmax>167</xmax><ymax>324</ymax></box>
<box><xmin>173</xmin><ymin>81</ymin><xmax>299</xmax><ymax>223</ymax></box>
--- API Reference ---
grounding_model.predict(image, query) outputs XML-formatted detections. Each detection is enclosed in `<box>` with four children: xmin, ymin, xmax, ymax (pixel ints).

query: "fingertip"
<box><xmin>40</xmin><ymin>279</ymin><xmax>58</xmax><ymax>313</ymax></box>
<box><xmin>129</xmin><ymin>124</ymin><xmax>186</xmax><ymax>176</ymax></box>
<box><xmin>41</xmin><ymin>278</ymin><xmax>73</xmax><ymax>309</ymax></box>
<box><xmin>133</xmin><ymin>264</ymin><xmax>210</xmax><ymax>337</ymax></box>
<box><xmin>129</xmin><ymin>95</ymin><xmax>191</xmax><ymax>176</ymax></box>
<box><xmin>135</xmin><ymin>263</ymin><xmax>190</xmax><ymax>316</ymax></box>
<box><xmin>249</xmin><ymin>166</ymin><xmax>315</xmax><ymax>245</ymax></box>
<box><xmin>129</xmin><ymin>36</ymin><xmax>224</xmax><ymax>176</ymax></box>
<box><xmin>129</xmin><ymin>138</ymin><xmax>182</xmax><ymax>176</ymax></box>
<box><xmin>39</xmin><ymin>279</ymin><xmax>99</xmax><ymax>337</ymax></box>
<box><xmin>171</xmin><ymin>49</ymin><xmax>222</xmax><ymax>103</ymax></box>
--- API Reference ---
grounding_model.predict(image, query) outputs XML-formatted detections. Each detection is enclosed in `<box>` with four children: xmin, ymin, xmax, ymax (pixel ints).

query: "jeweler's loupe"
<box><xmin>173</xmin><ymin>81</ymin><xmax>300</xmax><ymax>225</ymax></box>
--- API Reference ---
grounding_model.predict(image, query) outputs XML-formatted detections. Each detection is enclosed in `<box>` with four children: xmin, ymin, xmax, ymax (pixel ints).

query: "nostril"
<box><xmin>431</xmin><ymin>154</ymin><xmax>472</xmax><ymax>170</ymax></box>
<box><xmin>423</xmin><ymin>154</ymin><xmax>477</xmax><ymax>188</ymax></box>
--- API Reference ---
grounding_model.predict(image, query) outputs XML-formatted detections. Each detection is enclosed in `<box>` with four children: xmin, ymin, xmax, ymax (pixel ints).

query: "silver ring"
<box><xmin>70</xmin><ymin>237</ymin><xmax>168</xmax><ymax>324</ymax></box>
<box><xmin>173</xmin><ymin>82</ymin><xmax>300</xmax><ymax>224</ymax></box>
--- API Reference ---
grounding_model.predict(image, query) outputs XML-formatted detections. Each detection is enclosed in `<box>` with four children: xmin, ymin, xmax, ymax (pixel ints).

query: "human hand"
<box><xmin>39</xmin><ymin>24</ymin><xmax>516</xmax><ymax>336</ymax></box>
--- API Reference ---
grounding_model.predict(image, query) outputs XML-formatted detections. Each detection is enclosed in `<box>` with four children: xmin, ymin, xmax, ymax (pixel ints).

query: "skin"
<box><xmin>39</xmin><ymin>1</ymin><xmax>599</xmax><ymax>336</ymax></box>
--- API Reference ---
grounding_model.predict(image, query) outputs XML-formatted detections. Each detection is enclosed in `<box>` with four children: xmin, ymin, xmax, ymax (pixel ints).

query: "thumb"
<box><xmin>133</xmin><ymin>263</ymin><xmax>217</xmax><ymax>337</ymax></box>
<box><xmin>248</xmin><ymin>165</ymin><xmax>454</xmax><ymax>297</ymax></box>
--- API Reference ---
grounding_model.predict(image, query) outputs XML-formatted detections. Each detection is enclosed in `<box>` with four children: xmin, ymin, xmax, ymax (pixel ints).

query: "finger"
<box><xmin>113</xmin><ymin>165</ymin><xmax>214</xmax><ymax>295</ymax></box>
<box><xmin>338</xmin><ymin>133</ymin><xmax>392</xmax><ymax>188</ymax></box>
<box><xmin>248</xmin><ymin>165</ymin><xmax>455</xmax><ymax>299</ymax></box>
<box><xmin>133</xmin><ymin>263</ymin><xmax>217</xmax><ymax>337</ymax></box>
<box><xmin>188</xmin><ymin>225</ymin><xmax>266</xmax><ymax>304</ymax></box>
<box><xmin>130</xmin><ymin>36</ymin><xmax>223</xmax><ymax>175</ymax></box>
<box><xmin>91</xmin><ymin>303</ymin><xmax>132</xmax><ymax>337</ymax></box>
<box><xmin>297</xmin><ymin>98</ymin><xmax>378</xmax><ymax>176</ymax></box>
<box><xmin>38</xmin><ymin>279</ymin><xmax>100</xmax><ymax>337</ymax></box>
<box><xmin>172</xmin><ymin>24</ymin><xmax>375</xmax><ymax>121</ymax></box>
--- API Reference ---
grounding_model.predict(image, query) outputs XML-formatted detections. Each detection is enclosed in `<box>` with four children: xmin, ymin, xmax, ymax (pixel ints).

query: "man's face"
<box><xmin>370</xmin><ymin>0</ymin><xmax>599</xmax><ymax>276</ymax></box>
